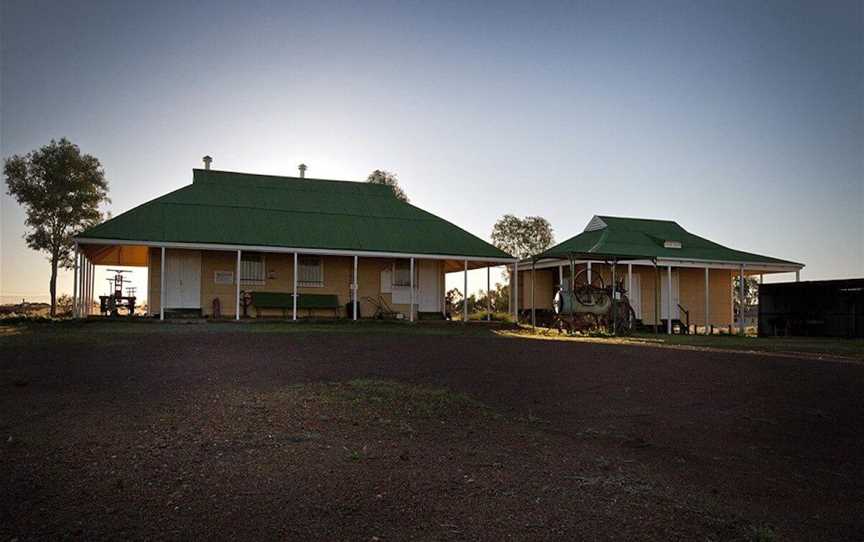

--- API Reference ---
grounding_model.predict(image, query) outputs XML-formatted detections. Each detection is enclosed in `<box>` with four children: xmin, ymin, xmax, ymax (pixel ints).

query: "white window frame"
<box><xmin>240</xmin><ymin>252</ymin><xmax>266</xmax><ymax>285</ymax></box>
<box><xmin>298</xmin><ymin>255</ymin><xmax>324</xmax><ymax>288</ymax></box>
<box><xmin>393</xmin><ymin>260</ymin><xmax>413</xmax><ymax>288</ymax></box>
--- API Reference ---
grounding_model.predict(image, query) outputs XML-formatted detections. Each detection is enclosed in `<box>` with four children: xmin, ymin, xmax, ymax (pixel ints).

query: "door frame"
<box><xmin>165</xmin><ymin>250</ymin><xmax>202</xmax><ymax>309</ymax></box>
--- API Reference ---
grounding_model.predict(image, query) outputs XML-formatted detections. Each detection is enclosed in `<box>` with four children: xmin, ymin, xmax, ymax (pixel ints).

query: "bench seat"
<box><xmin>250</xmin><ymin>292</ymin><xmax>341</xmax><ymax>318</ymax></box>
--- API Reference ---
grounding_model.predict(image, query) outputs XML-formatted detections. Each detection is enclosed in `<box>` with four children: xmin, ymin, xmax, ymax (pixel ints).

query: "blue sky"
<box><xmin>2</xmin><ymin>0</ymin><xmax>862</xmax><ymax>303</ymax></box>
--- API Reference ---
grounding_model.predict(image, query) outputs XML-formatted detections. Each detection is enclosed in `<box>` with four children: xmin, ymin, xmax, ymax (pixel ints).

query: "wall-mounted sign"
<box><xmin>214</xmin><ymin>270</ymin><xmax>234</xmax><ymax>285</ymax></box>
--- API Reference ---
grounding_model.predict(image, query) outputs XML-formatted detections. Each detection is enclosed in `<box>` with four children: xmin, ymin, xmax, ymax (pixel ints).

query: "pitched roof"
<box><xmin>77</xmin><ymin>169</ymin><xmax>512</xmax><ymax>260</ymax></box>
<box><xmin>535</xmin><ymin>215</ymin><xmax>802</xmax><ymax>267</ymax></box>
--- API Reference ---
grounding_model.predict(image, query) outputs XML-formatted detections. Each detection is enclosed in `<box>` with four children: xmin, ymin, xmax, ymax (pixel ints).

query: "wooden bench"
<box><xmin>250</xmin><ymin>292</ymin><xmax>341</xmax><ymax>318</ymax></box>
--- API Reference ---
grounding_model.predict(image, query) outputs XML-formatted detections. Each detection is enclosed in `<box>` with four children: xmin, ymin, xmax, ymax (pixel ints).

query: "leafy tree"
<box><xmin>733</xmin><ymin>275</ymin><xmax>759</xmax><ymax>319</ymax></box>
<box><xmin>4</xmin><ymin>139</ymin><xmax>109</xmax><ymax>316</ymax></box>
<box><xmin>491</xmin><ymin>214</ymin><xmax>554</xmax><ymax>259</ymax></box>
<box><xmin>445</xmin><ymin>287</ymin><xmax>463</xmax><ymax>317</ymax></box>
<box><xmin>475</xmin><ymin>282</ymin><xmax>510</xmax><ymax>313</ymax></box>
<box><xmin>367</xmin><ymin>169</ymin><xmax>408</xmax><ymax>202</ymax></box>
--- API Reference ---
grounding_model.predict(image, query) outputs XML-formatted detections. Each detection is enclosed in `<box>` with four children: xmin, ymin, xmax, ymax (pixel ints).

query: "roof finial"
<box><xmin>298</xmin><ymin>163</ymin><xmax>307</xmax><ymax>178</ymax></box>
<box><xmin>202</xmin><ymin>155</ymin><xmax>213</xmax><ymax>170</ymax></box>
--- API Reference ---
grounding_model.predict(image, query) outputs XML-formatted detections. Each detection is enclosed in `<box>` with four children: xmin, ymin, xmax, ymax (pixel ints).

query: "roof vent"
<box><xmin>298</xmin><ymin>163</ymin><xmax>307</xmax><ymax>178</ymax></box>
<box><xmin>202</xmin><ymin>155</ymin><xmax>213</xmax><ymax>170</ymax></box>
<box><xmin>664</xmin><ymin>240</ymin><xmax>682</xmax><ymax>249</ymax></box>
<box><xmin>584</xmin><ymin>216</ymin><xmax>607</xmax><ymax>232</ymax></box>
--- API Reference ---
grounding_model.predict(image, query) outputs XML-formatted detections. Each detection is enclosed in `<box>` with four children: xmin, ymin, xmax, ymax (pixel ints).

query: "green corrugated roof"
<box><xmin>536</xmin><ymin>215</ymin><xmax>802</xmax><ymax>267</ymax></box>
<box><xmin>78</xmin><ymin>169</ymin><xmax>513</xmax><ymax>260</ymax></box>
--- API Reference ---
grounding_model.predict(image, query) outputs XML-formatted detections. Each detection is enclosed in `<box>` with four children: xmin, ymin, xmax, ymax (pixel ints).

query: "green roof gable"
<box><xmin>78</xmin><ymin>169</ymin><xmax>512</xmax><ymax>260</ymax></box>
<box><xmin>536</xmin><ymin>215</ymin><xmax>802</xmax><ymax>267</ymax></box>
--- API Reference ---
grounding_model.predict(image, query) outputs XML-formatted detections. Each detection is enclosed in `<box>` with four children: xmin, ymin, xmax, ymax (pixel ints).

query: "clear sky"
<box><xmin>2</xmin><ymin>0</ymin><xmax>862</xmax><ymax>304</ymax></box>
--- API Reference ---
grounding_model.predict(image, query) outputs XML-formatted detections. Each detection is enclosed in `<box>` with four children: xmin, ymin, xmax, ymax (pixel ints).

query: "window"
<box><xmin>298</xmin><ymin>256</ymin><xmax>323</xmax><ymax>287</ymax></box>
<box><xmin>240</xmin><ymin>252</ymin><xmax>265</xmax><ymax>285</ymax></box>
<box><xmin>393</xmin><ymin>260</ymin><xmax>412</xmax><ymax>287</ymax></box>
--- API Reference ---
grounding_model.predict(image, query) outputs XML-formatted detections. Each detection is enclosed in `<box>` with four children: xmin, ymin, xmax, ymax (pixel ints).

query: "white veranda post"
<box><xmin>80</xmin><ymin>254</ymin><xmax>87</xmax><ymax>317</ymax></box>
<box><xmin>486</xmin><ymin>265</ymin><xmax>491</xmax><ymax>321</ymax></box>
<box><xmin>235</xmin><ymin>250</ymin><xmax>241</xmax><ymax>320</ymax></box>
<box><xmin>409</xmin><ymin>257</ymin><xmax>415</xmax><ymax>322</ymax></box>
<box><xmin>666</xmin><ymin>265</ymin><xmax>673</xmax><ymax>334</ymax></box>
<box><xmin>738</xmin><ymin>265</ymin><xmax>745</xmax><ymax>334</ymax></box>
<box><xmin>160</xmin><ymin>246</ymin><xmax>166</xmax><ymax>321</ymax></box>
<box><xmin>627</xmin><ymin>264</ymin><xmax>633</xmax><ymax>296</ymax></box>
<box><xmin>513</xmin><ymin>261</ymin><xmax>518</xmax><ymax>322</ymax></box>
<box><xmin>72</xmin><ymin>245</ymin><xmax>79</xmax><ymax>317</ymax></box>
<box><xmin>531</xmin><ymin>261</ymin><xmax>536</xmax><ymax>328</ymax></box>
<box><xmin>587</xmin><ymin>261</ymin><xmax>592</xmax><ymax>284</ymax></box>
<box><xmin>704</xmin><ymin>267</ymin><xmax>710</xmax><ymax>335</ymax></box>
<box><xmin>292</xmin><ymin>253</ymin><xmax>298</xmax><ymax>320</ymax></box>
<box><xmin>88</xmin><ymin>261</ymin><xmax>94</xmax><ymax>316</ymax></box>
<box><xmin>80</xmin><ymin>256</ymin><xmax>86</xmax><ymax>317</ymax></box>
<box><xmin>83</xmin><ymin>259</ymin><xmax>90</xmax><ymax>316</ymax></box>
<box><xmin>463</xmin><ymin>259</ymin><xmax>468</xmax><ymax>322</ymax></box>
<box><xmin>611</xmin><ymin>262</ymin><xmax>617</xmax><ymax>334</ymax></box>
<box><xmin>353</xmin><ymin>256</ymin><xmax>358</xmax><ymax>321</ymax></box>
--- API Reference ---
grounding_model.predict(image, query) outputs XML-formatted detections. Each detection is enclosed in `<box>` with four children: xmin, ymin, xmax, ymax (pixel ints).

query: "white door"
<box><xmin>165</xmin><ymin>250</ymin><xmax>202</xmax><ymax>309</ymax></box>
<box><xmin>417</xmin><ymin>260</ymin><xmax>440</xmax><ymax>312</ymax></box>
<box><xmin>660</xmin><ymin>269</ymin><xmax>680</xmax><ymax>320</ymax></box>
<box><xmin>628</xmin><ymin>273</ymin><xmax>642</xmax><ymax>320</ymax></box>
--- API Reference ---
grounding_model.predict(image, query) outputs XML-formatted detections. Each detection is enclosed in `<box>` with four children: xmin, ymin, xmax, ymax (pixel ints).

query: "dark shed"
<box><xmin>758</xmin><ymin>279</ymin><xmax>864</xmax><ymax>338</ymax></box>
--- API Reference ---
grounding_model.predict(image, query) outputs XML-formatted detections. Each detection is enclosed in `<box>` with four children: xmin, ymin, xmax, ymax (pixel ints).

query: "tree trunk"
<box><xmin>49</xmin><ymin>256</ymin><xmax>58</xmax><ymax>317</ymax></box>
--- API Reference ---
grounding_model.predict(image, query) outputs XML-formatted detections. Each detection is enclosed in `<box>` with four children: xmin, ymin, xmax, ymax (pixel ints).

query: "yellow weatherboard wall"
<box><xmin>149</xmin><ymin>249</ymin><xmax>443</xmax><ymax>319</ymax></box>
<box><xmin>518</xmin><ymin>263</ymin><xmax>734</xmax><ymax>327</ymax></box>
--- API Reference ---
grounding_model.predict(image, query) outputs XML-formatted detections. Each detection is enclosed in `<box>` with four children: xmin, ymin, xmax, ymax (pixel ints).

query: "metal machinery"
<box><xmin>99</xmin><ymin>269</ymin><xmax>136</xmax><ymax>317</ymax></box>
<box><xmin>550</xmin><ymin>260</ymin><xmax>636</xmax><ymax>335</ymax></box>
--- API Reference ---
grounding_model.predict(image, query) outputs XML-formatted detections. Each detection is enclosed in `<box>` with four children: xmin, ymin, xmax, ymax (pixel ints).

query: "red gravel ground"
<box><xmin>1</xmin><ymin>323</ymin><xmax>862</xmax><ymax>540</ymax></box>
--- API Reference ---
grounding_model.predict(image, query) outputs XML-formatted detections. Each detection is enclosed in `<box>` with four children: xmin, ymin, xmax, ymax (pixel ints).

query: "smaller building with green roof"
<box><xmin>517</xmin><ymin>215</ymin><xmax>803</xmax><ymax>334</ymax></box>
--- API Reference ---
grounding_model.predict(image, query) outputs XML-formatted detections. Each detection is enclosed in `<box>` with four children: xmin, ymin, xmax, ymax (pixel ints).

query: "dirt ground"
<box><xmin>1</xmin><ymin>323</ymin><xmax>862</xmax><ymax>541</ymax></box>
